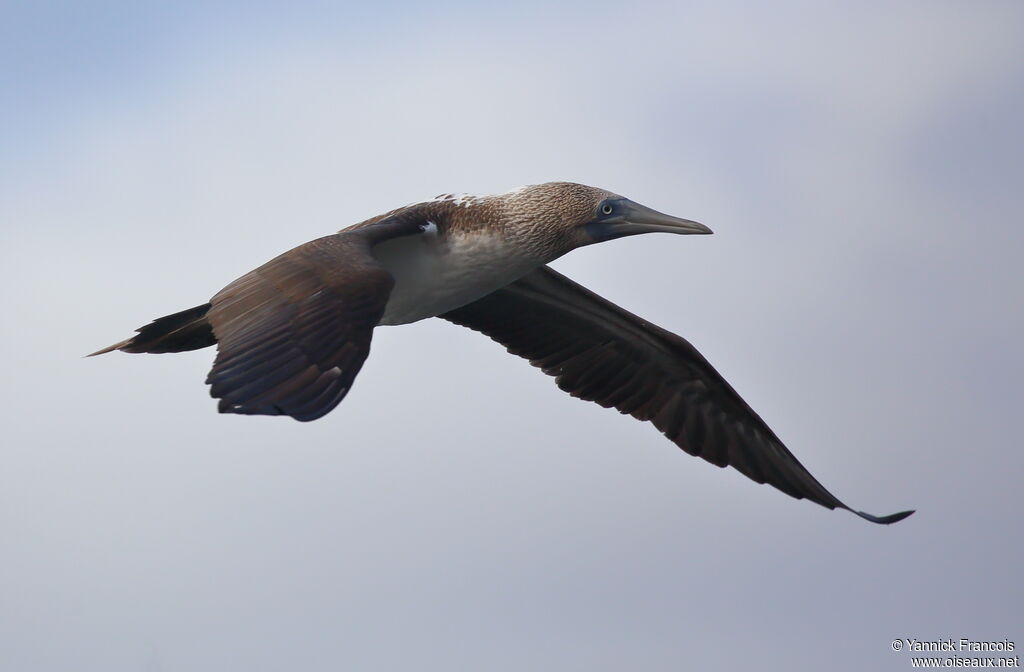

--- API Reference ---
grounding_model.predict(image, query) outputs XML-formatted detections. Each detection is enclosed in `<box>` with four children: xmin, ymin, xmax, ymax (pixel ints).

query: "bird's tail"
<box><xmin>88</xmin><ymin>303</ymin><xmax>216</xmax><ymax>356</ymax></box>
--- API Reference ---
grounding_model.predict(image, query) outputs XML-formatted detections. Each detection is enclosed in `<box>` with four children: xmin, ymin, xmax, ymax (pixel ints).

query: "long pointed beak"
<box><xmin>586</xmin><ymin>199</ymin><xmax>712</xmax><ymax>242</ymax></box>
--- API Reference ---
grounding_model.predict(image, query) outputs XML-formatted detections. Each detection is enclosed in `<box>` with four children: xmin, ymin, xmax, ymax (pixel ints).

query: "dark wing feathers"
<box><xmin>205</xmin><ymin>214</ymin><xmax>427</xmax><ymax>422</ymax></box>
<box><xmin>442</xmin><ymin>266</ymin><xmax>913</xmax><ymax>524</ymax></box>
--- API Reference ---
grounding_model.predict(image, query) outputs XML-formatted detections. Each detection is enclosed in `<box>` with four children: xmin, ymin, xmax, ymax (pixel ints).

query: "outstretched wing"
<box><xmin>206</xmin><ymin>217</ymin><xmax>424</xmax><ymax>422</ymax></box>
<box><xmin>441</xmin><ymin>266</ymin><xmax>913</xmax><ymax>524</ymax></box>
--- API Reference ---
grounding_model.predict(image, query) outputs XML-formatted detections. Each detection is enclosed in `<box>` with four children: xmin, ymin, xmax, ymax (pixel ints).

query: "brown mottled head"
<box><xmin>487</xmin><ymin>182</ymin><xmax>711</xmax><ymax>261</ymax></box>
<box><xmin>351</xmin><ymin>182</ymin><xmax>710</xmax><ymax>264</ymax></box>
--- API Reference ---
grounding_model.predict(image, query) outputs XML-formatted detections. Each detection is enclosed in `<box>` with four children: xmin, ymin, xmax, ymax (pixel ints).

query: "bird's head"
<box><xmin>499</xmin><ymin>182</ymin><xmax>711</xmax><ymax>260</ymax></box>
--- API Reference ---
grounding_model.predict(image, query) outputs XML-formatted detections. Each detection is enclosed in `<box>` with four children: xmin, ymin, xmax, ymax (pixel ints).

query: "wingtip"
<box><xmin>852</xmin><ymin>508</ymin><xmax>915</xmax><ymax>525</ymax></box>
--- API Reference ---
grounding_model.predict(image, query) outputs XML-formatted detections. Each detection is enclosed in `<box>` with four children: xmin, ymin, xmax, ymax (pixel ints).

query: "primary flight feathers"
<box><xmin>90</xmin><ymin>182</ymin><xmax>913</xmax><ymax>524</ymax></box>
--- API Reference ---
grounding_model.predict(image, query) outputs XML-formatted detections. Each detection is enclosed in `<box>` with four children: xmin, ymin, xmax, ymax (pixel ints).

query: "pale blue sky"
<box><xmin>2</xmin><ymin>2</ymin><xmax>1022</xmax><ymax>670</ymax></box>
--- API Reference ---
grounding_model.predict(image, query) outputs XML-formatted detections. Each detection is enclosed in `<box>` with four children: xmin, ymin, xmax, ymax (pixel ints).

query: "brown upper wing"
<box><xmin>441</xmin><ymin>266</ymin><xmax>913</xmax><ymax>524</ymax></box>
<box><xmin>205</xmin><ymin>216</ymin><xmax>424</xmax><ymax>422</ymax></box>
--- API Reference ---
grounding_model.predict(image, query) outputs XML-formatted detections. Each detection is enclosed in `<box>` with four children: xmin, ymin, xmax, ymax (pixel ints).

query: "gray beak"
<box><xmin>587</xmin><ymin>199</ymin><xmax>712</xmax><ymax>242</ymax></box>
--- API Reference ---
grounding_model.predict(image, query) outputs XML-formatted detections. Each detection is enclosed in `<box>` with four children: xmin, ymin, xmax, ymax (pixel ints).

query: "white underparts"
<box><xmin>372</xmin><ymin>230</ymin><xmax>543</xmax><ymax>325</ymax></box>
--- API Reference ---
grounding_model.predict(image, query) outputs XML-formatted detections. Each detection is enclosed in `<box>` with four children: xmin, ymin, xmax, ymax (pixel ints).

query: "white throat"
<box><xmin>373</xmin><ymin>229</ymin><xmax>543</xmax><ymax>325</ymax></box>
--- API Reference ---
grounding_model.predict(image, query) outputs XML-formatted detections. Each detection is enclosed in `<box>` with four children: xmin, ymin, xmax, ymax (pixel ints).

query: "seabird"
<box><xmin>91</xmin><ymin>182</ymin><xmax>913</xmax><ymax>524</ymax></box>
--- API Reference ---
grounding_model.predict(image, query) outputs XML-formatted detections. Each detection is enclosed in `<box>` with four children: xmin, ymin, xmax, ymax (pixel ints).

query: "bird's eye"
<box><xmin>601</xmin><ymin>204</ymin><xmax>613</xmax><ymax>215</ymax></box>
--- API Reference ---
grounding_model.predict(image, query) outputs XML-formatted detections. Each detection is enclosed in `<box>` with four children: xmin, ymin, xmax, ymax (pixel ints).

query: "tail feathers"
<box><xmin>88</xmin><ymin>303</ymin><xmax>216</xmax><ymax>356</ymax></box>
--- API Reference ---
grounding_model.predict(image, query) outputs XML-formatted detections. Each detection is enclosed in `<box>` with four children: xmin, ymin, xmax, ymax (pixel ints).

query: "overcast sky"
<box><xmin>2</xmin><ymin>2</ymin><xmax>1022</xmax><ymax>670</ymax></box>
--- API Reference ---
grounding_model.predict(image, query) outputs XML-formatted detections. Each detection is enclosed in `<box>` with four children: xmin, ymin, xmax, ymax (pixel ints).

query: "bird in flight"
<box><xmin>91</xmin><ymin>182</ymin><xmax>913</xmax><ymax>524</ymax></box>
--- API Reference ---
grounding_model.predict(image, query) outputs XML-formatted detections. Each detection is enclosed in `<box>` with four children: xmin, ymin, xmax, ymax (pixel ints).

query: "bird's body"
<box><xmin>373</xmin><ymin>218</ymin><xmax>540</xmax><ymax>326</ymax></box>
<box><xmin>91</xmin><ymin>182</ymin><xmax>913</xmax><ymax>525</ymax></box>
<box><xmin>370</xmin><ymin>186</ymin><xmax>610</xmax><ymax>324</ymax></box>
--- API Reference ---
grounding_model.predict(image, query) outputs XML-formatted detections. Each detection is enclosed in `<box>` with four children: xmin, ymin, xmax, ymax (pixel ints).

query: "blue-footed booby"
<box><xmin>90</xmin><ymin>182</ymin><xmax>913</xmax><ymax>524</ymax></box>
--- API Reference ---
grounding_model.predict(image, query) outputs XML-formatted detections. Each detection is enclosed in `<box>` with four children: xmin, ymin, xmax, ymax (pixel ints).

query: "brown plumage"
<box><xmin>90</xmin><ymin>182</ymin><xmax>913</xmax><ymax>524</ymax></box>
